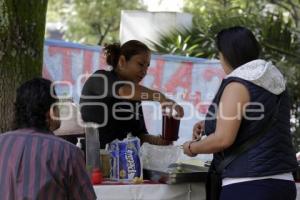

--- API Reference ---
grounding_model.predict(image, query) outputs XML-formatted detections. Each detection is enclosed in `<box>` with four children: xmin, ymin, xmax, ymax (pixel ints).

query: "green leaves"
<box><xmin>152</xmin><ymin>0</ymin><xmax>300</xmax><ymax>71</ymax></box>
<box><xmin>150</xmin><ymin>27</ymin><xmax>217</xmax><ymax>58</ymax></box>
<box><xmin>47</xmin><ymin>0</ymin><xmax>146</xmax><ymax>45</ymax></box>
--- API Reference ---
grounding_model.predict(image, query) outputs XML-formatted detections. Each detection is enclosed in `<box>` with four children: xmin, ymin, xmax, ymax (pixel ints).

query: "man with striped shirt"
<box><xmin>0</xmin><ymin>78</ymin><xmax>96</xmax><ymax>200</ymax></box>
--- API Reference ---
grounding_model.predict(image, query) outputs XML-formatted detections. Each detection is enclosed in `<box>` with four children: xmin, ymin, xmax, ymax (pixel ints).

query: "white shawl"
<box><xmin>226</xmin><ymin>59</ymin><xmax>286</xmax><ymax>95</ymax></box>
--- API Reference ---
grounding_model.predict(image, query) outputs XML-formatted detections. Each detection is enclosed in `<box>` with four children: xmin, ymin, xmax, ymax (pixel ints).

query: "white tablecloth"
<box><xmin>296</xmin><ymin>183</ymin><xmax>300</xmax><ymax>200</ymax></box>
<box><xmin>94</xmin><ymin>182</ymin><xmax>300</xmax><ymax>200</ymax></box>
<box><xmin>94</xmin><ymin>183</ymin><xmax>205</xmax><ymax>200</ymax></box>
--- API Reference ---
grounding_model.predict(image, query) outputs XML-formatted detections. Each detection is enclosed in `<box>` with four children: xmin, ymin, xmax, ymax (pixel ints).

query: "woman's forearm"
<box><xmin>189</xmin><ymin>133</ymin><xmax>228</xmax><ymax>154</ymax></box>
<box><xmin>139</xmin><ymin>134</ymin><xmax>171</xmax><ymax>145</ymax></box>
<box><xmin>118</xmin><ymin>84</ymin><xmax>165</xmax><ymax>102</ymax></box>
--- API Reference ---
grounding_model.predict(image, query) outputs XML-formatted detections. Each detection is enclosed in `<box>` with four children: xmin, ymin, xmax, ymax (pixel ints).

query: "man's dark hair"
<box><xmin>216</xmin><ymin>26</ymin><xmax>261</xmax><ymax>69</ymax></box>
<box><xmin>13</xmin><ymin>78</ymin><xmax>57</xmax><ymax>130</ymax></box>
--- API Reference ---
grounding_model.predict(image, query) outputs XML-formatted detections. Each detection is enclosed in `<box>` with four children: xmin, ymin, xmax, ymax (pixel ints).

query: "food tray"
<box><xmin>143</xmin><ymin>163</ymin><xmax>208</xmax><ymax>184</ymax></box>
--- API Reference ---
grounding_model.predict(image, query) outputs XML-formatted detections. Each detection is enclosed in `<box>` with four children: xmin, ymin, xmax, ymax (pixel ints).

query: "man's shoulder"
<box><xmin>0</xmin><ymin>129</ymin><xmax>34</xmax><ymax>139</ymax></box>
<box><xmin>0</xmin><ymin>129</ymin><xmax>78</xmax><ymax>151</ymax></box>
<box><xmin>39</xmin><ymin>133</ymin><xmax>79</xmax><ymax>151</ymax></box>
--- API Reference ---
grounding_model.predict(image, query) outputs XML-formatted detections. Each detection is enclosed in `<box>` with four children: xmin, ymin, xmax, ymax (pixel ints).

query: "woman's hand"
<box><xmin>160</xmin><ymin>95</ymin><xmax>184</xmax><ymax>118</ymax></box>
<box><xmin>183</xmin><ymin>141</ymin><xmax>197</xmax><ymax>157</ymax></box>
<box><xmin>192</xmin><ymin>121</ymin><xmax>204</xmax><ymax>140</ymax></box>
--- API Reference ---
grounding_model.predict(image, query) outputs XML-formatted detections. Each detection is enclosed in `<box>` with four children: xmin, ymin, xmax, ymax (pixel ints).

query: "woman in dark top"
<box><xmin>183</xmin><ymin>27</ymin><xmax>297</xmax><ymax>200</ymax></box>
<box><xmin>80</xmin><ymin>40</ymin><xmax>184</xmax><ymax>148</ymax></box>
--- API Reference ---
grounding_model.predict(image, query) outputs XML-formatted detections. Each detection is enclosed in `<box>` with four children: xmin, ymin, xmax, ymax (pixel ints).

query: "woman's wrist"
<box><xmin>188</xmin><ymin>141</ymin><xmax>197</xmax><ymax>156</ymax></box>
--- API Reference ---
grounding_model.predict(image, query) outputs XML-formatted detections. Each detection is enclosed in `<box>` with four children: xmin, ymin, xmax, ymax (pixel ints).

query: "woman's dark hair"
<box><xmin>13</xmin><ymin>78</ymin><xmax>57</xmax><ymax>130</ymax></box>
<box><xmin>104</xmin><ymin>40</ymin><xmax>150</xmax><ymax>68</ymax></box>
<box><xmin>216</xmin><ymin>26</ymin><xmax>260</xmax><ymax>69</ymax></box>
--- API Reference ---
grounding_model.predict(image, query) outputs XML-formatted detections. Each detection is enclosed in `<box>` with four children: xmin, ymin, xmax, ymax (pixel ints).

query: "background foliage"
<box><xmin>47</xmin><ymin>0</ymin><xmax>146</xmax><ymax>45</ymax></box>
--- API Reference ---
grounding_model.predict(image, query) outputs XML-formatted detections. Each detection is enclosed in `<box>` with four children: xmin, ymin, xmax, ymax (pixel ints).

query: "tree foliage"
<box><xmin>47</xmin><ymin>0</ymin><xmax>146</xmax><ymax>45</ymax></box>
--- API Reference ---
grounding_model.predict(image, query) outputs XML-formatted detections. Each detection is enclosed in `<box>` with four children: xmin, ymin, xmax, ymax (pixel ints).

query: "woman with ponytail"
<box><xmin>80</xmin><ymin>40</ymin><xmax>184</xmax><ymax>148</ymax></box>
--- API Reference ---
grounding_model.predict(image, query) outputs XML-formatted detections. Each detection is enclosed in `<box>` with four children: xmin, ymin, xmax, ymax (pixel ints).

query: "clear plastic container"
<box><xmin>100</xmin><ymin>149</ymin><xmax>111</xmax><ymax>178</ymax></box>
<box><xmin>84</xmin><ymin>123</ymin><xmax>101</xmax><ymax>176</ymax></box>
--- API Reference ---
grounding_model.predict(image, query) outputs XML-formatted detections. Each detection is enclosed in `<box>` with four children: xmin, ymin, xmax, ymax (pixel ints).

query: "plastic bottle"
<box><xmin>76</xmin><ymin>137</ymin><xmax>84</xmax><ymax>149</ymax></box>
<box><xmin>85</xmin><ymin>123</ymin><xmax>101</xmax><ymax>176</ymax></box>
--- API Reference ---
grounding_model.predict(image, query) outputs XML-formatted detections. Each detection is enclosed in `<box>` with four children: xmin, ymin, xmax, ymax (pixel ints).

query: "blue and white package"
<box><xmin>108</xmin><ymin>135</ymin><xmax>142</xmax><ymax>181</ymax></box>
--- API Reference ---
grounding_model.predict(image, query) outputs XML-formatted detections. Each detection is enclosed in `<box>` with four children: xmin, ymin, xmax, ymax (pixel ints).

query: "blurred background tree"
<box><xmin>47</xmin><ymin>0</ymin><xmax>146</xmax><ymax>45</ymax></box>
<box><xmin>151</xmin><ymin>0</ymin><xmax>300</xmax><ymax>150</ymax></box>
<box><xmin>0</xmin><ymin>0</ymin><xmax>48</xmax><ymax>132</ymax></box>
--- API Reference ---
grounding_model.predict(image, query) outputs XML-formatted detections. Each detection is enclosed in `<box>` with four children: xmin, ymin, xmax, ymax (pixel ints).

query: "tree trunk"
<box><xmin>0</xmin><ymin>0</ymin><xmax>48</xmax><ymax>133</ymax></box>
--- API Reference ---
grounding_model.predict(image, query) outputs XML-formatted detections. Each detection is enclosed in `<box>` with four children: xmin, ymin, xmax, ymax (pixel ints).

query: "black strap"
<box><xmin>216</xmin><ymin>95</ymin><xmax>282</xmax><ymax>173</ymax></box>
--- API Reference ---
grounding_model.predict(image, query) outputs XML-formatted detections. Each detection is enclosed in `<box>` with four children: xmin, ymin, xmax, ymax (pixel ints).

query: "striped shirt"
<box><xmin>0</xmin><ymin>128</ymin><xmax>97</xmax><ymax>200</ymax></box>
